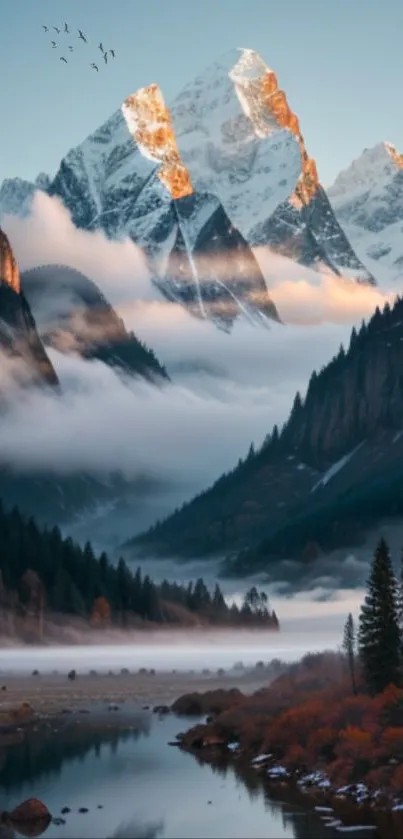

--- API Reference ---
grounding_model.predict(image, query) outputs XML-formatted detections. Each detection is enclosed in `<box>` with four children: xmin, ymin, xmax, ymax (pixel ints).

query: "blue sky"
<box><xmin>0</xmin><ymin>0</ymin><xmax>402</xmax><ymax>186</ymax></box>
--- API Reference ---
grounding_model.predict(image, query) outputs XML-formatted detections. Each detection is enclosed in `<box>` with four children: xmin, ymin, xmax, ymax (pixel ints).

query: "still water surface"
<box><xmin>0</xmin><ymin>711</ymin><xmax>347</xmax><ymax>839</ymax></box>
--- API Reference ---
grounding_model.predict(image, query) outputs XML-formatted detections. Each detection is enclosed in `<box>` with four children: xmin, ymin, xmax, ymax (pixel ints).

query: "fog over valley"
<box><xmin>0</xmin><ymin>194</ymin><xmax>395</xmax><ymax>573</ymax></box>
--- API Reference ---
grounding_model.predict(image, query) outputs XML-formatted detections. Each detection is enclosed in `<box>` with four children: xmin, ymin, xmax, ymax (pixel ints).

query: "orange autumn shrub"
<box><xmin>306</xmin><ymin>726</ymin><xmax>339</xmax><ymax>761</ymax></box>
<box><xmin>376</xmin><ymin>685</ymin><xmax>403</xmax><ymax>726</ymax></box>
<box><xmin>283</xmin><ymin>743</ymin><xmax>306</xmax><ymax>768</ymax></box>
<box><xmin>184</xmin><ymin>653</ymin><xmax>403</xmax><ymax>796</ymax></box>
<box><xmin>366</xmin><ymin>765</ymin><xmax>393</xmax><ymax>789</ymax></box>
<box><xmin>378</xmin><ymin>727</ymin><xmax>403</xmax><ymax>760</ymax></box>
<box><xmin>91</xmin><ymin>596</ymin><xmax>111</xmax><ymax>627</ymax></box>
<box><xmin>335</xmin><ymin>726</ymin><xmax>373</xmax><ymax>762</ymax></box>
<box><xmin>236</xmin><ymin>714</ymin><xmax>271</xmax><ymax>752</ymax></box>
<box><xmin>327</xmin><ymin>757</ymin><xmax>355</xmax><ymax>786</ymax></box>
<box><xmin>323</xmin><ymin>694</ymin><xmax>374</xmax><ymax>729</ymax></box>
<box><xmin>265</xmin><ymin>699</ymin><xmax>326</xmax><ymax>752</ymax></box>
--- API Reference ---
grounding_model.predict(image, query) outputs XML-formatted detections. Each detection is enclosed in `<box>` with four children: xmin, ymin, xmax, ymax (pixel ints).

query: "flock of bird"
<box><xmin>41</xmin><ymin>23</ymin><xmax>115</xmax><ymax>72</ymax></box>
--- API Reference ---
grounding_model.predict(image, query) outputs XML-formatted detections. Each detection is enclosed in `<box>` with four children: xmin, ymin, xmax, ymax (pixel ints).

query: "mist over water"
<box><xmin>0</xmin><ymin>558</ymin><xmax>361</xmax><ymax>675</ymax></box>
<box><xmin>0</xmin><ymin>598</ymin><xmax>360</xmax><ymax>675</ymax></box>
<box><xmin>0</xmin><ymin>632</ymin><xmax>336</xmax><ymax>675</ymax></box>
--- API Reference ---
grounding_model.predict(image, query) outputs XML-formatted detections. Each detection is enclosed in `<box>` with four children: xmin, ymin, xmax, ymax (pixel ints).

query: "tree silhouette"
<box><xmin>342</xmin><ymin>612</ymin><xmax>357</xmax><ymax>695</ymax></box>
<box><xmin>359</xmin><ymin>538</ymin><xmax>401</xmax><ymax>694</ymax></box>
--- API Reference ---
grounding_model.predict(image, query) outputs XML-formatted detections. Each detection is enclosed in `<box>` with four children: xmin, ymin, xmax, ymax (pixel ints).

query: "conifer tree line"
<box><xmin>0</xmin><ymin>502</ymin><xmax>279</xmax><ymax>629</ymax></box>
<box><xmin>342</xmin><ymin>537</ymin><xmax>403</xmax><ymax>695</ymax></box>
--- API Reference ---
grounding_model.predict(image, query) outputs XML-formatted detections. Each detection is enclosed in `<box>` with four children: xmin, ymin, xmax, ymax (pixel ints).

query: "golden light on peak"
<box><xmin>122</xmin><ymin>83</ymin><xmax>193</xmax><ymax>200</ymax></box>
<box><xmin>384</xmin><ymin>141</ymin><xmax>403</xmax><ymax>169</ymax></box>
<box><xmin>229</xmin><ymin>49</ymin><xmax>320</xmax><ymax>205</ymax></box>
<box><xmin>0</xmin><ymin>227</ymin><xmax>20</xmax><ymax>293</ymax></box>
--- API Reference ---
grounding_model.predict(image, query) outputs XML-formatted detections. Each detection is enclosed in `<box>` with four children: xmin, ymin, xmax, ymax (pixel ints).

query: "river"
<box><xmin>0</xmin><ymin>710</ymin><xmax>367</xmax><ymax>839</ymax></box>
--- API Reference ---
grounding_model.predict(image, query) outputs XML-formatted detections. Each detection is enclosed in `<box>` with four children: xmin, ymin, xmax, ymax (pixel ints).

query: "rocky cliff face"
<box><xmin>130</xmin><ymin>298</ymin><xmax>403</xmax><ymax>566</ymax></box>
<box><xmin>0</xmin><ymin>227</ymin><xmax>20</xmax><ymax>292</ymax></box>
<box><xmin>151</xmin><ymin>192</ymin><xmax>280</xmax><ymax>329</ymax></box>
<box><xmin>0</xmin><ymin>228</ymin><xmax>58</xmax><ymax>389</ymax></box>
<box><xmin>0</xmin><ymin>48</ymin><xmax>375</xmax><ymax>330</ymax></box>
<box><xmin>21</xmin><ymin>265</ymin><xmax>169</xmax><ymax>381</ymax></box>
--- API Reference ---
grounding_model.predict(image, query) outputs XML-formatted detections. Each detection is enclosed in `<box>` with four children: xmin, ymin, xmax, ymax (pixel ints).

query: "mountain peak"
<box><xmin>0</xmin><ymin>45</ymin><xmax>376</xmax><ymax>319</ymax></box>
<box><xmin>327</xmin><ymin>141</ymin><xmax>403</xmax><ymax>280</ymax></box>
<box><xmin>122</xmin><ymin>83</ymin><xmax>193</xmax><ymax>200</ymax></box>
<box><xmin>0</xmin><ymin>227</ymin><xmax>20</xmax><ymax>293</ymax></box>
<box><xmin>328</xmin><ymin>141</ymin><xmax>403</xmax><ymax>204</ymax></box>
<box><xmin>227</xmin><ymin>47</ymin><xmax>319</xmax><ymax>206</ymax></box>
<box><xmin>122</xmin><ymin>46</ymin><xmax>319</xmax><ymax>212</ymax></box>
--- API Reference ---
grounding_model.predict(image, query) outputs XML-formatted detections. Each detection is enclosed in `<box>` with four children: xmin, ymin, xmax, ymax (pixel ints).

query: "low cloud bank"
<box><xmin>0</xmin><ymin>192</ymin><xmax>395</xmax><ymax>540</ymax></box>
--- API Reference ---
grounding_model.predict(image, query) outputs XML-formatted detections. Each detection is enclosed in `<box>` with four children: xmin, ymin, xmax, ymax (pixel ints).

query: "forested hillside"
<box><xmin>0</xmin><ymin>502</ymin><xmax>279</xmax><ymax>637</ymax></box>
<box><xmin>130</xmin><ymin>296</ymin><xmax>403</xmax><ymax>575</ymax></box>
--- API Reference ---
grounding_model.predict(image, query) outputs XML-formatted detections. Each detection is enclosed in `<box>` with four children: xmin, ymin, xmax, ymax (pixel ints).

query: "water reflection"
<box><xmin>0</xmin><ymin>714</ymin><xmax>347</xmax><ymax>838</ymax></box>
<box><xmin>0</xmin><ymin>713</ymin><xmax>150</xmax><ymax>793</ymax></box>
<box><xmin>110</xmin><ymin>819</ymin><xmax>164</xmax><ymax>839</ymax></box>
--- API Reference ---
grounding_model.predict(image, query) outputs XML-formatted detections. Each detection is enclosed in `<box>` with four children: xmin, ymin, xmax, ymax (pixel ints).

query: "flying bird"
<box><xmin>109</xmin><ymin>49</ymin><xmax>115</xmax><ymax>58</ymax></box>
<box><xmin>98</xmin><ymin>42</ymin><xmax>104</xmax><ymax>53</ymax></box>
<box><xmin>90</xmin><ymin>62</ymin><xmax>99</xmax><ymax>72</ymax></box>
<box><xmin>51</xmin><ymin>41</ymin><xmax>57</xmax><ymax>48</ymax></box>
<box><xmin>64</xmin><ymin>23</ymin><xmax>69</xmax><ymax>33</ymax></box>
<box><xmin>68</xmin><ymin>45</ymin><xmax>73</xmax><ymax>51</ymax></box>
<box><xmin>60</xmin><ymin>56</ymin><xmax>67</xmax><ymax>63</ymax></box>
<box><xmin>78</xmin><ymin>29</ymin><xmax>87</xmax><ymax>42</ymax></box>
<box><xmin>42</xmin><ymin>25</ymin><xmax>49</xmax><ymax>32</ymax></box>
<box><xmin>103</xmin><ymin>52</ymin><xmax>108</xmax><ymax>64</ymax></box>
<box><xmin>53</xmin><ymin>26</ymin><xmax>60</xmax><ymax>34</ymax></box>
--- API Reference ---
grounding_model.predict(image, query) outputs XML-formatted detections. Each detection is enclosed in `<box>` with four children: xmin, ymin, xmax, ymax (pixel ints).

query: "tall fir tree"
<box><xmin>342</xmin><ymin>612</ymin><xmax>357</xmax><ymax>695</ymax></box>
<box><xmin>358</xmin><ymin>537</ymin><xmax>401</xmax><ymax>694</ymax></box>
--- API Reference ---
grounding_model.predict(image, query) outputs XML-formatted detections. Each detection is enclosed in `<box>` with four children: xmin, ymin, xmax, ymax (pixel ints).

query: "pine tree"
<box><xmin>246</xmin><ymin>443</ymin><xmax>255</xmax><ymax>460</ymax></box>
<box><xmin>349</xmin><ymin>326</ymin><xmax>358</xmax><ymax>352</ymax></box>
<box><xmin>212</xmin><ymin>583</ymin><xmax>226</xmax><ymax>611</ymax></box>
<box><xmin>342</xmin><ymin>612</ymin><xmax>357</xmax><ymax>695</ymax></box>
<box><xmin>358</xmin><ymin>538</ymin><xmax>401</xmax><ymax>694</ymax></box>
<box><xmin>291</xmin><ymin>391</ymin><xmax>303</xmax><ymax>415</ymax></box>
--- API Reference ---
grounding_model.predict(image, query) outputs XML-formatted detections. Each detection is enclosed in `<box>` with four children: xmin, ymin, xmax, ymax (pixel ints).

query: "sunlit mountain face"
<box><xmin>0</xmin><ymin>47</ymin><xmax>375</xmax><ymax>332</ymax></box>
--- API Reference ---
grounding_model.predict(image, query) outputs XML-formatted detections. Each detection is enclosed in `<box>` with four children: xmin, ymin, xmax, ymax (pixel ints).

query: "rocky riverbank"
<box><xmin>170</xmin><ymin>687</ymin><xmax>403</xmax><ymax>839</ymax></box>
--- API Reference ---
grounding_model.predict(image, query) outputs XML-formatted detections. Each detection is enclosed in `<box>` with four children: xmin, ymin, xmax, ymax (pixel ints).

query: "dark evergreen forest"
<box><xmin>0</xmin><ymin>502</ymin><xmax>279</xmax><ymax>630</ymax></box>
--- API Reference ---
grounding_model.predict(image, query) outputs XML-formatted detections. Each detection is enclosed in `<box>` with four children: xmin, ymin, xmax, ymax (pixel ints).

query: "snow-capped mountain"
<box><xmin>0</xmin><ymin>173</ymin><xmax>51</xmax><ymax>218</ymax></box>
<box><xmin>0</xmin><ymin>48</ymin><xmax>375</xmax><ymax>331</ymax></box>
<box><xmin>21</xmin><ymin>265</ymin><xmax>169</xmax><ymax>381</ymax></box>
<box><xmin>327</xmin><ymin>142</ymin><xmax>403</xmax><ymax>283</ymax></box>
<box><xmin>0</xmin><ymin>227</ymin><xmax>59</xmax><ymax>391</ymax></box>
<box><xmin>166</xmin><ymin>49</ymin><xmax>375</xmax><ymax>285</ymax></box>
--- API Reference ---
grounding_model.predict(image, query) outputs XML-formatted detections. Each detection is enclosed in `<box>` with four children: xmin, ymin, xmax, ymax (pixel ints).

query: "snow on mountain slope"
<box><xmin>0</xmin><ymin>47</ymin><xmax>375</xmax><ymax>330</ymax></box>
<box><xmin>169</xmin><ymin>48</ymin><xmax>302</xmax><ymax>236</ymax></box>
<box><xmin>327</xmin><ymin>142</ymin><xmax>403</xmax><ymax>283</ymax></box>
<box><xmin>120</xmin><ymin>81</ymin><xmax>280</xmax><ymax>328</ymax></box>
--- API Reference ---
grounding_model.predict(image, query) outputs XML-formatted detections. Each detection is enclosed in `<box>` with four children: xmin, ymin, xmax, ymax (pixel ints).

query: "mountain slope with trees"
<box><xmin>130</xmin><ymin>296</ymin><xmax>403</xmax><ymax>576</ymax></box>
